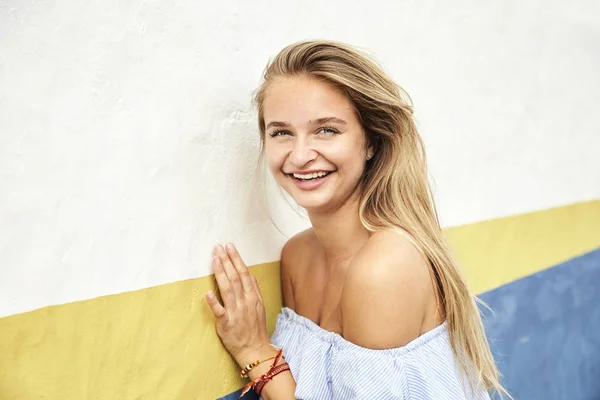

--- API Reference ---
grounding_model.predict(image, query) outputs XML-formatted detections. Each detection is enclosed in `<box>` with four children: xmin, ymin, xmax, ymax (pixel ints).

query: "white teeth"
<box><xmin>292</xmin><ymin>171</ymin><xmax>330</xmax><ymax>180</ymax></box>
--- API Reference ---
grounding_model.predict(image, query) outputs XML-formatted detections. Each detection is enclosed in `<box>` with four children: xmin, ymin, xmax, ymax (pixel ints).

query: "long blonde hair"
<box><xmin>252</xmin><ymin>39</ymin><xmax>509</xmax><ymax>398</ymax></box>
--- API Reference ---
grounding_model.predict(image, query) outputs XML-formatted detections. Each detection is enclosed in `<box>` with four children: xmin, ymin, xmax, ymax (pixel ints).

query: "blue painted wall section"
<box><xmin>481</xmin><ymin>248</ymin><xmax>600</xmax><ymax>400</ymax></box>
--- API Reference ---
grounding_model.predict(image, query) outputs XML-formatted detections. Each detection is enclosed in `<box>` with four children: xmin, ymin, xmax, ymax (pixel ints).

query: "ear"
<box><xmin>366</xmin><ymin>145</ymin><xmax>374</xmax><ymax>161</ymax></box>
<box><xmin>364</xmin><ymin>128</ymin><xmax>377</xmax><ymax>161</ymax></box>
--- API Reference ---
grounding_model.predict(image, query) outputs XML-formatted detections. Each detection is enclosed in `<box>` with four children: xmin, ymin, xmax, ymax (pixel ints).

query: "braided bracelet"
<box><xmin>254</xmin><ymin>362</ymin><xmax>291</xmax><ymax>396</ymax></box>
<box><xmin>240</xmin><ymin>348</ymin><xmax>287</xmax><ymax>397</ymax></box>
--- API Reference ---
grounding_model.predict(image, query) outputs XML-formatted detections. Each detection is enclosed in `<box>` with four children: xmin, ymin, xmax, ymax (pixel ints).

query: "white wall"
<box><xmin>1</xmin><ymin>0</ymin><xmax>599</xmax><ymax>318</ymax></box>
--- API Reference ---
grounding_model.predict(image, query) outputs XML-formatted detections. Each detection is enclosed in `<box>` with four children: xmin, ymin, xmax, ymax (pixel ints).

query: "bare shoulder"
<box><xmin>281</xmin><ymin>228</ymin><xmax>316</xmax><ymax>258</ymax></box>
<box><xmin>280</xmin><ymin>228</ymin><xmax>316</xmax><ymax>309</ymax></box>
<box><xmin>340</xmin><ymin>229</ymin><xmax>435</xmax><ymax>349</ymax></box>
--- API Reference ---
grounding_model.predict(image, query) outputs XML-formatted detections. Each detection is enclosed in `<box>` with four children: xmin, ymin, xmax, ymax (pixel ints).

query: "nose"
<box><xmin>289</xmin><ymin>136</ymin><xmax>317</xmax><ymax>166</ymax></box>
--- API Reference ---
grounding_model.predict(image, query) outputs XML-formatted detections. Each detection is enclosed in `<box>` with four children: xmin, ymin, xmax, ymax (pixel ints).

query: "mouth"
<box><xmin>288</xmin><ymin>171</ymin><xmax>334</xmax><ymax>181</ymax></box>
<box><xmin>285</xmin><ymin>170</ymin><xmax>335</xmax><ymax>190</ymax></box>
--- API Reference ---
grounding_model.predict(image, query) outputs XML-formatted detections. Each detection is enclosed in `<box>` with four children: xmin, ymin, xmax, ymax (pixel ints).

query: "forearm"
<box><xmin>236</xmin><ymin>343</ymin><xmax>297</xmax><ymax>400</ymax></box>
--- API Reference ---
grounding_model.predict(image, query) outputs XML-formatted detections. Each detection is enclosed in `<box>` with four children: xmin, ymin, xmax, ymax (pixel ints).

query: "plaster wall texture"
<box><xmin>1</xmin><ymin>0</ymin><xmax>599</xmax><ymax>336</ymax></box>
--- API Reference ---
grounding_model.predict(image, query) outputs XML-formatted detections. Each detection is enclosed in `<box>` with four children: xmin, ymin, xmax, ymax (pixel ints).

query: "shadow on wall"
<box><xmin>481</xmin><ymin>248</ymin><xmax>600</xmax><ymax>400</ymax></box>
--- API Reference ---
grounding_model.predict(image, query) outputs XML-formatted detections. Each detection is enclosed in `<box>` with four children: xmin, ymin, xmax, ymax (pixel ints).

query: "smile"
<box><xmin>291</xmin><ymin>171</ymin><xmax>332</xmax><ymax>181</ymax></box>
<box><xmin>287</xmin><ymin>171</ymin><xmax>334</xmax><ymax>190</ymax></box>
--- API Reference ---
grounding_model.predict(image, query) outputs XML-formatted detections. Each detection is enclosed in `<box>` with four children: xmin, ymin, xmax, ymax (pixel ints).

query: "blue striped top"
<box><xmin>269</xmin><ymin>307</ymin><xmax>491</xmax><ymax>400</ymax></box>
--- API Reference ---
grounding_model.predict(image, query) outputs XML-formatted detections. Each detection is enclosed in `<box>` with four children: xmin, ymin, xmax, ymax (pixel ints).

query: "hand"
<box><xmin>205</xmin><ymin>243</ymin><xmax>271</xmax><ymax>364</ymax></box>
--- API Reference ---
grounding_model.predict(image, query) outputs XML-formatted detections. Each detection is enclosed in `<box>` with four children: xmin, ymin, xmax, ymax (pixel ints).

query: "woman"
<box><xmin>205</xmin><ymin>40</ymin><xmax>509</xmax><ymax>399</ymax></box>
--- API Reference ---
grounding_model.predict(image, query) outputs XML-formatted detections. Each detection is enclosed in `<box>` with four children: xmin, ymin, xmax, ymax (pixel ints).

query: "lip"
<box><xmin>288</xmin><ymin>171</ymin><xmax>334</xmax><ymax>191</ymax></box>
<box><xmin>286</xmin><ymin>169</ymin><xmax>334</xmax><ymax>175</ymax></box>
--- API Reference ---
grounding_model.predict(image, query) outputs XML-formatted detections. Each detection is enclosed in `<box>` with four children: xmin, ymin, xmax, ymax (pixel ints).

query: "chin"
<box><xmin>295</xmin><ymin>198</ymin><xmax>330</xmax><ymax>211</ymax></box>
<box><xmin>291</xmin><ymin>189</ymin><xmax>343</xmax><ymax>212</ymax></box>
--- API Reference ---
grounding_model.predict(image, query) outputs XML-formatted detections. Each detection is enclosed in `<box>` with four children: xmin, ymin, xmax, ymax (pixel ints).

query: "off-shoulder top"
<box><xmin>268</xmin><ymin>307</ymin><xmax>491</xmax><ymax>400</ymax></box>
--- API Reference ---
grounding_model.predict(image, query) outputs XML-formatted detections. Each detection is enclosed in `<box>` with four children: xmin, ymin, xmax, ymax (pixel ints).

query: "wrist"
<box><xmin>235</xmin><ymin>342</ymin><xmax>278</xmax><ymax>369</ymax></box>
<box><xmin>238</xmin><ymin>346</ymin><xmax>290</xmax><ymax>398</ymax></box>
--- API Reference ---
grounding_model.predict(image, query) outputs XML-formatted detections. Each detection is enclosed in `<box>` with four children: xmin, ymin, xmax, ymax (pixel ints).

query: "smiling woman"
<box><xmin>262</xmin><ymin>77</ymin><xmax>371</xmax><ymax>211</ymax></box>
<box><xmin>205</xmin><ymin>40</ymin><xmax>511</xmax><ymax>399</ymax></box>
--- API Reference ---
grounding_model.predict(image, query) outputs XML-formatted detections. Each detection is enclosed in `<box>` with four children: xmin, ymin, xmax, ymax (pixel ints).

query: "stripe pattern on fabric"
<box><xmin>269</xmin><ymin>307</ymin><xmax>491</xmax><ymax>400</ymax></box>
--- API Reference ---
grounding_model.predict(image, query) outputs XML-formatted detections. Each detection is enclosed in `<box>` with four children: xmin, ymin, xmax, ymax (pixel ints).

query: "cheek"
<box><xmin>344</xmin><ymin>159</ymin><xmax>365</xmax><ymax>180</ymax></box>
<box><xmin>335</xmin><ymin>146</ymin><xmax>365</xmax><ymax>175</ymax></box>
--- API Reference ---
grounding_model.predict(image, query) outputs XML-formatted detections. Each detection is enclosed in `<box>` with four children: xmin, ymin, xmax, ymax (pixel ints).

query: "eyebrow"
<box><xmin>265</xmin><ymin>117</ymin><xmax>347</xmax><ymax>130</ymax></box>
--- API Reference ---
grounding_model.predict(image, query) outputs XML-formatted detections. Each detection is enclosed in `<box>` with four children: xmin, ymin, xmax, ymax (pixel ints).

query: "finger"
<box><xmin>250</xmin><ymin>275</ymin><xmax>264</xmax><ymax>303</ymax></box>
<box><xmin>225</xmin><ymin>243</ymin><xmax>254</xmax><ymax>295</ymax></box>
<box><xmin>216</xmin><ymin>245</ymin><xmax>244</xmax><ymax>299</ymax></box>
<box><xmin>205</xmin><ymin>290</ymin><xmax>228</xmax><ymax>321</ymax></box>
<box><xmin>213</xmin><ymin>256</ymin><xmax>236</xmax><ymax>310</ymax></box>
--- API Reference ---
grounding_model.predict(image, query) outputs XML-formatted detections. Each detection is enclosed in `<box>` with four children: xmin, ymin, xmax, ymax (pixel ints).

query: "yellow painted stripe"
<box><xmin>0</xmin><ymin>200</ymin><xmax>599</xmax><ymax>399</ymax></box>
<box><xmin>446</xmin><ymin>199</ymin><xmax>600</xmax><ymax>293</ymax></box>
<box><xmin>0</xmin><ymin>262</ymin><xmax>282</xmax><ymax>400</ymax></box>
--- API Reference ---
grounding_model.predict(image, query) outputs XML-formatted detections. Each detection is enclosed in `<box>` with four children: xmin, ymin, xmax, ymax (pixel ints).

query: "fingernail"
<box><xmin>226</xmin><ymin>242</ymin><xmax>234</xmax><ymax>251</ymax></box>
<box><xmin>217</xmin><ymin>245</ymin><xmax>225</xmax><ymax>254</ymax></box>
<box><xmin>206</xmin><ymin>291</ymin><xmax>214</xmax><ymax>301</ymax></box>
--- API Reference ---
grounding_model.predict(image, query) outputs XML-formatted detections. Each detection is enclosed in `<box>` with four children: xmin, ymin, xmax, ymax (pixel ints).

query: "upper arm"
<box><xmin>340</xmin><ymin>231</ymin><xmax>433</xmax><ymax>349</ymax></box>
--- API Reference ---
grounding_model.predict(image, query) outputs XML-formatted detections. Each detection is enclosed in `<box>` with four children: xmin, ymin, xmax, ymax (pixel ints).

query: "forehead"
<box><xmin>263</xmin><ymin>76</ymin><xmax>358</xmax><ymax>126</ymax></box>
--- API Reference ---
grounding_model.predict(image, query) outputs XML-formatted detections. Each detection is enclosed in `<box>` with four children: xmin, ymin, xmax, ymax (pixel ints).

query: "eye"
<box><xmin>317</xmin><ymin>127</ymin><xmax>339</xmax><ymax>135</ymax></box>
<box><xmin>268</xmin><ymin>129</ymin><xmax>292</xmax><ymax>138</ymax></box>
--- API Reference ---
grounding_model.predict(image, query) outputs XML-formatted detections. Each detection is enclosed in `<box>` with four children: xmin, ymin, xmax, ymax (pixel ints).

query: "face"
<box><xmin>262</xmin><ymin>76</ymin><xmax>373</xmax><ymax>212</ymax></box>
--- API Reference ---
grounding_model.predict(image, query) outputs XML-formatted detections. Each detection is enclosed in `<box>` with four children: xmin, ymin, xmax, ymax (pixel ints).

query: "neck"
<box><xmin>307</xmin><ymin>191</ymin><xmax>371</xmax><ymax>269</ymax></box>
